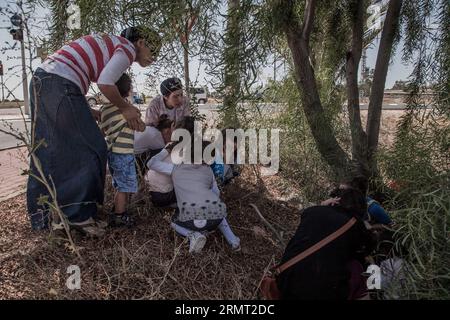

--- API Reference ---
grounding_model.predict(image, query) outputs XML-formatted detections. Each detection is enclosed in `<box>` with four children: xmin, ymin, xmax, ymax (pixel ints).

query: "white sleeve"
<box><xmin>97</xmin><ymin>51</ymin><xmax>132</xmax><ymax>85</ymax></box>
<box><xmin>134</xmin><ymin>127</ymin><xmax>165</xmax><ymax>154</ymax></box>
<box><xmin>147</xmin><ymin>149</ymin><xmax>174</xmax><ymax>175</ymax></box>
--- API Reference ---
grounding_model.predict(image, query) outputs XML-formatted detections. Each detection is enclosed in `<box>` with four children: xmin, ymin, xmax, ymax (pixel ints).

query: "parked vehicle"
<box><xmin>87</xmin><ymin>91</ymin><xmax>145</xmax><ymax>106</ymax></box>
<box><xmin>190</xmin><ymin>87</ymin><xmax>208</xmax><ymax>104</ymax></box>
<box><xmin>132</xmin><ymin>92</ymin><xmax>144</xmax><ymax>104</ymax></box>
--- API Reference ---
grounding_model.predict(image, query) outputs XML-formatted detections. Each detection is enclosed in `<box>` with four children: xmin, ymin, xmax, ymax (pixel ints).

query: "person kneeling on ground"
<box><xmin>134</xmin><ymin>114</ymin><xmax>174</xmax><ymax>179</ymax></box>
<box><xmin>277</xmin><ymin>188</ymin><xmax>375</xmax><ymax>300</ymax></box>
<box><xmin>132</xmin><ymin>114</ymin><xmax>175</xmax><ymax>205</ymax></box>
<box><xmin>170</xmin><ymin>141</ymin><xmax>241</xmax><ymax>254</ymax></box>
<box><xmin>323</xmin><ymin>176</ymin><xmax>393</xmax><ymax>228</ymax></box>
<box><xmin>145</xmin><ymin>77</ymin><xmax>190</xmax><ymax>126</ymax></box>
<box><xmin>145</xmin><ymin>117</ymin><xmax>194</xmax><ymax>208</ymax></box>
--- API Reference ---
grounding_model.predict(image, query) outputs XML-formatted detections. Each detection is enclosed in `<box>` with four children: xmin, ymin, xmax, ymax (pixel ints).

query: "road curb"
<box><xmin>0</xmin><ymin>188</ymin><xmax>26</xmax><ymax>203</ymax></box>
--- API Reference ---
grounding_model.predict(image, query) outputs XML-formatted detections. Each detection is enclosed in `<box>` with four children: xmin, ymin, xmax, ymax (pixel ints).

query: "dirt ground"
<box><xmin>360</xmin><ymin>109</ymin><xmax>405</xmax><ymax>147</ymax></box>
<box><xmin>0</xmin><ymin>167</ymin><xmax>304</xmax><ymax>299</ymax></box>
<box><xmin>0</xmin><ymin>109</ymin><xmax>408</xmax><ymax>299</ymax></box>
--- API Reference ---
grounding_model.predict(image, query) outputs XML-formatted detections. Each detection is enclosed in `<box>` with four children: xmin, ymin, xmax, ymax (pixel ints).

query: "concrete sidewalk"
<box><xmin>0</xmin><ymin>107</ymin><xmax>31</xmax><ymax>122</ymax></box>
<box><xmin>0</xmin><ymin>115</ymin><xmax>30</xmax><ymax>121</ymax></box>
<box><xmin>0</xmin><ymin>147</ymin><xmax>28</xmax><ymax>202</ymax></box>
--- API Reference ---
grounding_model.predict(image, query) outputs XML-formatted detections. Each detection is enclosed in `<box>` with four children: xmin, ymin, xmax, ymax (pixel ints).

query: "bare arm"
<box><xmin>97</xmin><ymin>50</ymin><xmax>145</xmax><ymax>131</ymax></box>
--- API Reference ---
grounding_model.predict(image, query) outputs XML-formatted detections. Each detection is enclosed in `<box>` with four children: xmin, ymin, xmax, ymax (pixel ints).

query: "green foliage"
<box><xmin>264</xmin><ymin>75</ymin><xmax>334</xmax><ymax>202</ymax></box>
<box><xmin>47</xmin><ymin>0</ymin><xmax>69</xmax><ymax>51</ymax></box>
<box><xmin>376</xmin><ymin>0</ymin><xmax>450</xmax><ymax>299</ymax></box>
<box><xmin>39</xmin><ymin>0</ymin><xmax>450</xmax><ymax>298</ymax></box>
<box><xmin>380</xmin><ymin>111</ymin><xmax>450</xmax><ymax>190</ymax></box>
<box><xmin>386</xmin><ymin>173</ymin><xmax>450</xmax><ymax>299</ymax></box>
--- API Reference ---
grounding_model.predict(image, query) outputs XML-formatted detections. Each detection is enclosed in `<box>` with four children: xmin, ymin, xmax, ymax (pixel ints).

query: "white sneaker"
<box><xmin>188</xmin><ymin>232</ymin><xmax>207</xmax><ymax>254</ymax></box>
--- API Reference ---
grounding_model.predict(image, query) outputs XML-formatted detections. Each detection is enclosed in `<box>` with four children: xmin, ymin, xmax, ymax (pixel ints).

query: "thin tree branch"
<box><xmin>301</xmin><ymin>0</ymin><xmax>317</xmax><ymax>44</ymax></box>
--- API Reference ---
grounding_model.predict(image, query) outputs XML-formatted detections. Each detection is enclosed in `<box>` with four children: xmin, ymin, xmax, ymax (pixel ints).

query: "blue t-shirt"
<box><xmin>367</xmin><ymin>197</ymin><xmax>392</xmax><ymax>225</ymax></box>
<box><xmin>210</xmin><ymin>153</ymin><xmax>239</xmax><ymax>185</ymax></box>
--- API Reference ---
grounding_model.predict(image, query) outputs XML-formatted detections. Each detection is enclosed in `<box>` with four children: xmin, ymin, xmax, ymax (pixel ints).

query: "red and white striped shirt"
<box><xmin>40</xmin><ymin>34</ymin><xmax>136</xmax><ymax>94</ymax></box>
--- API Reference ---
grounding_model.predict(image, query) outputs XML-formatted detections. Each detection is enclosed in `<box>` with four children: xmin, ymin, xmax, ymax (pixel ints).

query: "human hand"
<box><xmin>321</xmin><ymin>197</ymin><xmax>341</xmax><ymax>206</ymax></box>
<box><xmin>165</xmin><ymin>142</ymin><xmax>177</xmax><ymax>152</ymax></box>
<box><xmin>122</xmin><ymin>105</ymin><xmax>145</xmax><ymax>131</ymax></box>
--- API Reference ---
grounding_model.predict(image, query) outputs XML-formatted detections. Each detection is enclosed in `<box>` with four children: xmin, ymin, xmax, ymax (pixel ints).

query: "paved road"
<box><xmin>359</xmin><ymin>103</ymin><xmax>409</xmax><ymax>110</ymax></box>
<box><xmin>0</xmin><ymin>102</ymin><xmax>413</xmax><ymax>151</ymax></box>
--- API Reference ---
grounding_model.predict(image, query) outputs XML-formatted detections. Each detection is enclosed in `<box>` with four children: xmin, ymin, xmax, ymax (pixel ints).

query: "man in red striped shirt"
<box><xmin>27</xmin><ymin>26</ymin><xmax>162</xmax><ymax>235</ymax></box>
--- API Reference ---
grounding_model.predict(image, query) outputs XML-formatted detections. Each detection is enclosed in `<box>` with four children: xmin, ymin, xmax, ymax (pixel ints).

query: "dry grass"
<box><xmin>0</xmin><ymin>109</ymin><xmax>419</xmax><ymax>299</ymax></box>
<box><xmin>0</xmin><ymin>167</ymin><xmax>302</xmax><ymax>299</ymax></box>
<box><xmin>359</xmin><ymin>110</ymin><xmax>405</xmax><ymax>148</ymax></box>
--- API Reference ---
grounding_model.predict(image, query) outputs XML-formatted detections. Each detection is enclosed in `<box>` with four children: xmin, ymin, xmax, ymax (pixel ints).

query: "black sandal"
<box><xmin>108</xmin><ymin>212</ymin><xmax>135</xmax><ymax>228</ymax></box>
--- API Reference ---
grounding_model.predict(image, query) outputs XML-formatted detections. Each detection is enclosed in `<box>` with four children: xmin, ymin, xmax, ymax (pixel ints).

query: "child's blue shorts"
<box><xmin>107</xmin><ymin>152</ymin><xmax>138</xmax><ymax>193</ymax></box>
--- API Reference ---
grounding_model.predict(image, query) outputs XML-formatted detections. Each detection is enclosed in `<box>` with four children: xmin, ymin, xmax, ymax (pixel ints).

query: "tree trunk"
<box><xmin>345</xmin><ymin>0</ymin><xmax>369</xmax><ymax>177</ymax></box>
<box><xmin>366</xmin><ymin>0</ymin><xmax>403</xmax><ymax>175</ymax></box>
<box><xmin>283</xmin><ymin>0</ymin><xmax>350</xmax><ymax>178</ymax></box>
<box><xmin>286</xmin><ymin>31</ymin><xmax>350</xmax><ymax>178</ymax></box>
<box><xmin>222</xmin><ymin>0</ymin><xmax>241</xmax><ymax>127</ymax></box>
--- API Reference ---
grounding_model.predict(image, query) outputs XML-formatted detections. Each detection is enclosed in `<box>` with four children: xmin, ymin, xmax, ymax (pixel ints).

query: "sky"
<box><xmin>0</xmin><ymin>0</ymin><xmax>415</xmax><ymax>100</ymax></box>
